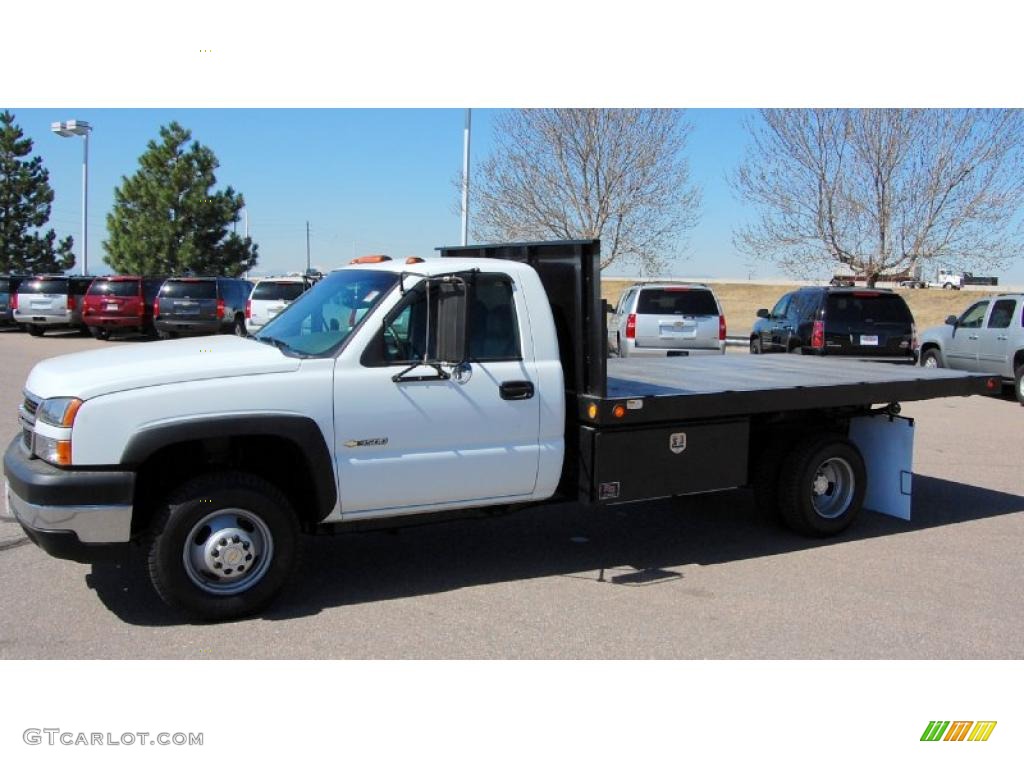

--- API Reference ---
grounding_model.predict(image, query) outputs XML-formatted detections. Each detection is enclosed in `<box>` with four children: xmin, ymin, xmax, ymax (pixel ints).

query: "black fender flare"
<box><xmin>120</xmin><ymin>414</ymin><xmax>337</xmax><ymax>520</ymax></box>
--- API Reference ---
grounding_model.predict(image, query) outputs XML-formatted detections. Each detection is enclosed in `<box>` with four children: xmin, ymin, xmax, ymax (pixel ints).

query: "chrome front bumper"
<box><xmin>4</xmin><ymin>479</ymin><xmax>132</xmax><ymax>543</ymax></box>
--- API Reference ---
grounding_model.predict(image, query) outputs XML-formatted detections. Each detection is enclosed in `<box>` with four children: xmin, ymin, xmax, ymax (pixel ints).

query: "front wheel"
<box><xmin>146</xmin><ymin>472</ymin><xmax>300</xmax><ymax>620</ymax></box>
<box><xmin>920</xmin><ymin>348</ymin><xmax>943</xmax><ymax>368</ymax></box>
<box><xmin>778</xmin><ymin>435</ymin><xmax>866</xmax><ymax>537</ymax></box>
<box><xmin>1015</xmin><ymin>365</ymin><xmax>1024</xmax><ymax>406</ymax></box>
<box><xmin>750</xmin><ymin>337</ymin><xmax>762</xmax><ymax>355</ymax></box>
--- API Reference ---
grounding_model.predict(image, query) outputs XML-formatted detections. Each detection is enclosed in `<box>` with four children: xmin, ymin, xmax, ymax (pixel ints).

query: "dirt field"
<box><xmin>601</xmin><ymin>279</ymin><xmax>1005</xmax><ymax>334</ymax></box>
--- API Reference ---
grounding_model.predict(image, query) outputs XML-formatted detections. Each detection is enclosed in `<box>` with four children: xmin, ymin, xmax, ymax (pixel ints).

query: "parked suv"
<box><xmin>154</xmin><ymin>277</ymin><xmax>252</xmax><ymax>338</ymax></box>
<box><xmin>751</xmin><ymin>287</ymin><xmax>916</xmax><ymax>362</ymax></box>
<box><xmin>917</xmin><ymin>293</ymin><xmax>1024</xmax><ymax>405</ymax></box>
<box><xmin>245</xmin><ymin>276</ymin><xmax>311</xmax><ymax>334</ymax></box>
<box><xmin>13</xmin><ymin>275</ymin><xmax>94</xmax><ymax>336</ymax></box>
<box><xmin>608</xmin><ymin>283</ymin><xmax>726</xmax><ymax>357</ymax></box>
<box><xmin>0</xmin><ymin>275</ymin><xmax>29</xmax><ymax>326</ymax></box>
<box><xmin>82</xmin><ymin>275</ymin><xmax>167</xmax><ymax>340</ymax></box>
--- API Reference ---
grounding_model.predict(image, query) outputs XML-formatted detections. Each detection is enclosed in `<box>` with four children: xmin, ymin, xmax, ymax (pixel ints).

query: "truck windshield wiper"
<box><xmin>256</xmin><ymin>335</ymin><xmax>307</xmax><ymax>358</ymax></box>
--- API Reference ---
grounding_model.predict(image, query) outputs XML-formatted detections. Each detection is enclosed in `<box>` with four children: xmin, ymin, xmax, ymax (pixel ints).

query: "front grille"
<box><xmin>21</xmin><ymin>392</ymin><xmax>39</xmax><ymax>424</ymax></box>
<box><xmin>19</xmin><ymin>392</ymin><xmax>40</xmax><ymax>457</ymax></box>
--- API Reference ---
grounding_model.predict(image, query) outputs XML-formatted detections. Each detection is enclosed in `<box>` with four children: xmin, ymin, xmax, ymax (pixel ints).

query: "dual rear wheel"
<box><xmin>753</xmin><ymin>434</ymin><xmax>866</xmax><ymax>536</ymax></box>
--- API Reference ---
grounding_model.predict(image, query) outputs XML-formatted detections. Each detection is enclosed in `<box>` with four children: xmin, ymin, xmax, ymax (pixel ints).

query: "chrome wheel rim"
<box><xmin>182</xmin><ymin>509</ymin><xmax>274</xmax><ymax>595</ymax></box>
<box><xmin>923</xmin><ymin>355</ymin><xmax>938</xmax><ymax>368</ymax></box>
<box><xmin>810</xmin><ymin>457</ymin><xmax>855</xmax><ymax>519</ymax></box>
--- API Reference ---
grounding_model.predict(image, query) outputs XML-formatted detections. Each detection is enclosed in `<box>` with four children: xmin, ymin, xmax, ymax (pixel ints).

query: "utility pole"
<box><xmin>461</xmin><ymin>108</ymin><xmax>471</xmax><ymax>246</ymax></box>
<box><xmin>306</xmin><ymin>221</ymin><xmax>311</xmax><ymax>273</ymax></box>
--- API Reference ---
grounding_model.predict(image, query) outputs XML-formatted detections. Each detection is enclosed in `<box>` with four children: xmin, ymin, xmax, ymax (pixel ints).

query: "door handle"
<box><xmin>499</xmin><ymin>380</ymin><xmax>535</xmax><ymax>400</ymax></box>
<box><xmin>968</xmin><ymin>334</ymin><xmax>979</xmax><ymax>340</ymax></box>
<box><xmin>996</xmin><ymin>335</ymin><xmax>1008</xmax><ymax>340</ymax></box>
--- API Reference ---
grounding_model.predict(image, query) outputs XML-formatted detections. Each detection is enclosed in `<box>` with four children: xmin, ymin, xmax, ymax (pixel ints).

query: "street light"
<box><xmin>51</xmin><ymin>120</ymin><xmax>92</xmax><ymax>276</ymax></box>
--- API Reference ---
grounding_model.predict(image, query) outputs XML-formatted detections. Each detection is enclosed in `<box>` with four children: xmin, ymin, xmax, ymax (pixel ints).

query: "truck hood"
<box><xmin>25</xmin><ymin>335</ymin><xmax>302</xmax><ymax>400</ymax></box>
<box><xmin>919</xmin><ymin>324</ymin><xmax>954</xmax><ymax>345</ymax></box>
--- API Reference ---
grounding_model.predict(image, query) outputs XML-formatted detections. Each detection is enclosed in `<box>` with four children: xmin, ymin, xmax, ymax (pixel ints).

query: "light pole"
<box><xmin>461</xmin><ymin>108</ymin><xmax>471</xmax><ymax>246</ymax></box>
<box><xmin>51</xmin><ymin>120</ymin><xmax>92</xmax><ymax>276</ymax></box>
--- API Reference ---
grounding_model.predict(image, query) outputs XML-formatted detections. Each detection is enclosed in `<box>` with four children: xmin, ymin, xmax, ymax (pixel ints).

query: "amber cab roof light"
<box><xmin>350</xmin><ymin>255</ymin><xmax>392</xmax><ymax>264</ymax></box>
<box><xmin>405</xmin><ymin>257</ymin><xmax>425</xmax><ymax>264</ymax></box>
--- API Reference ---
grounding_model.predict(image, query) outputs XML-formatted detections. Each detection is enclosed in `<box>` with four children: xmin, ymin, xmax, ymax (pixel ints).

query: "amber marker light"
<box><xmin>587</xmin><ymin>403</ymin><xmax>598</xmax><ymax>420</ymax></box>
<box><xmin>612</xmin><ymin>404</ymin><xmax>626</xmax><ymax>419</ymax></box>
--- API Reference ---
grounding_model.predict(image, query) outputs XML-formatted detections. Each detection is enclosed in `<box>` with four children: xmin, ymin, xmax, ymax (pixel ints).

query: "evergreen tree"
<box><xmin>0</xmin><ymin>111</ymin><xmax>75</xmax><ymax>274</ymax></box>
<box><xmin>105</xmin><ymin>122</ymin><xmax>257</xmax><ymax>276</ymax></box>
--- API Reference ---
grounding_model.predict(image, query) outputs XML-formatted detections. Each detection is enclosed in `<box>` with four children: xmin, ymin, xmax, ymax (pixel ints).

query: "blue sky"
<box><xmin>12</xmin><ymin>108</ymin><xmax>1024</xmax><ymax>283</ymax></box>
<box><xmin>11</xmin><ymin>108</ymin><xmax>755</xmax><ymax>280</ymax></box>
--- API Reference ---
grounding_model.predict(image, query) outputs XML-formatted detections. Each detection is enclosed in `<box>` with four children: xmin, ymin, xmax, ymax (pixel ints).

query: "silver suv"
<box><xmin>917</xmin><ymin>293</ymin><xmax>1024</xmax><ymax>405</ymax></box>
<box><xmin>608</xmin><ymin>283</ymin><xmax>726</xmax><ymax>357</ymax></box>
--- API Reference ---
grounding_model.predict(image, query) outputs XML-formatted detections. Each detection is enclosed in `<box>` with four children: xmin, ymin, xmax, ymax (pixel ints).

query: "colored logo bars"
<box><xmin>921</xmin><ymin>721</ymin><xmax>997</xmax><ymax>742</ymax></box>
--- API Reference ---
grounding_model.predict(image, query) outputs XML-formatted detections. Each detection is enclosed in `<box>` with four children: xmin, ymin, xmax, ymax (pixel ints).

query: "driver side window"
<box><xmin>771</xmin><ymin>295</ymin><xmax>791</xmax><ymax>319</ymax></box>
<box><xmin>379</xmin><ymin>285</ymin><xmax>435</xmax><ymax>364</ymax></box>
<box><xmin>959</xmin><ymin>301</ymin><xmax>989</xmax><ymax>329</ymax></box>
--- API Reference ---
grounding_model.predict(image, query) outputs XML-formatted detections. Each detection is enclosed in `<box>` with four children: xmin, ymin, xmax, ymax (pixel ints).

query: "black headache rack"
<box><xmin>439</xmin><ymin>240</ymin><xmax>997</xmax><ymax>505</ymax></box>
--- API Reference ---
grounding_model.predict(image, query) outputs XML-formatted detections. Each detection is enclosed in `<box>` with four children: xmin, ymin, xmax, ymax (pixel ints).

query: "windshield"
<box><xmin>253</xmin><ymin>281</ymin><xmax>306</xmax><ymax>301</ymax></box>
<box><xmin>637</xmin><ymin>288</ymin><xmax>718</xmax><ymax>315</ymax></box>
<box><xmin>255</xmin><ymin>269</ymin><xmax>398</xmax><ymax>356</ymax></box>
<box><xmin>88</xmin><ymin>279</ymin><xmax>140</xmax><ymax>297</ymax></box>
<box><xmin>161</xmin><ymin>280</ymin><xmax>217</xmax><ymax>299</ymax></box>
<box><xmin>21</xmin><ymin>279</ymin><xmax>68</xmax><ymax>295</ymax></box>
<box><xmin>826</xmin><ymin>293</ymin><xmax>913</xmax><ymax>324</ymax></box>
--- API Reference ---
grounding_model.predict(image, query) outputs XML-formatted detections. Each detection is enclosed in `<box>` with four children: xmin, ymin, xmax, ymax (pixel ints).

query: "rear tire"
<box><xmin>157</xmin><ymin>330</ymin><xmax>176</xmax><ymax>340</ymax></box>
<box><xmin>27</xmin><ymin>325</ymin><xmax>43</xmax><ymax>337</ymax></box>
<box><xmin>778</xmin><ymin>434</ymin><xmax>866</xmax><ymax>537</ymax></box>
<box><xmin>89</xmin><ymin>327</ymin><xmax>110</xmax><ymax>341</ymax></box>
<box><xmin>233</xmin><ymin>315</ymin><xmax>247</xmax><ymax>337</ymax></box>
<box><xmin>146</xmin><ymin>471</ymin><xmax>300</xmax><ymax>620</ymax></box>
<box><xmin>1015</xmin><ymin>365</ymin><xmax>1024</xmax><ymax>406</ymax></box>
<box><xmin>920</xmin><ymin>348</ymin><xmax>943</xmax><ymax>368</ymax></box>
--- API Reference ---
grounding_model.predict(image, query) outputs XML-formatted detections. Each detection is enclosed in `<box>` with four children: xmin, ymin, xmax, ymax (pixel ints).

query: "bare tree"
<box><xmin>733</xmin><ymin>109</ymin><xmax>1024</xmax><ymax>285</ymax></box>
<box><xmin>473</xmin><ymin>109</ymin><xmax>700</xmax><ymax>273</ymax></box>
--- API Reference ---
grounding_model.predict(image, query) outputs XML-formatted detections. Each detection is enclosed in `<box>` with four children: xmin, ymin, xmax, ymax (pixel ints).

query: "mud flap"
<box><xmin>848</xmin><ymin>414</ymin><xmax>914</xmax><ymax>520</ymax></box>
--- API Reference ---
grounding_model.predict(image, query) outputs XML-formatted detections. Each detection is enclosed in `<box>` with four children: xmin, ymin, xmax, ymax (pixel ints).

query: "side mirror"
<box><xmin>756</xmin><ymin>308</ymin><xmax>770</xmax><ymax>319</ymax></box>
<box><xmin>434</xmin><ymin>278</ymin><xmax>467</xmax><ymax>364</ymax></box>
<box><xmin>945</xmin><ymin>315</ymin><xmax>958</xmax><ymax>326</ymax></box>
<box><xmin>605</xmin><ymin>302</ymin><xmax>616</xmax><ymax>315</ymax></box>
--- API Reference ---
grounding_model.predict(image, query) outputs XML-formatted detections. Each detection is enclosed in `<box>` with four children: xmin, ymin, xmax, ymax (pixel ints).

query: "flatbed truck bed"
<box><xmin>595</xmin><ymin>355</ymin><xmax>991</xmax><ymax>424</ymax></box>
<box><xmin>441</xmin><ymin>240</ymin><xmax>998</xmax><ymax>515</ymax></box>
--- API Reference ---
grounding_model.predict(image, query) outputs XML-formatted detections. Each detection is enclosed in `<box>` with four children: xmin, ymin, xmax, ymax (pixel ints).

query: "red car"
<box><xmin>82</xmin><ymin>276</ymin><xmax>166</xmax><ymax>340</ymax></box>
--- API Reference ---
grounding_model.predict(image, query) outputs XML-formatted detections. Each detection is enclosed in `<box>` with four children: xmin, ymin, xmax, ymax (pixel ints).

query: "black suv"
<box><xmin>154</xmin><ymin>277</ymin><xmax>253</xmax><ymax>338</ymax></box>
<box><xmin>0</xmin><ymin>274</ymin><xmax>29</xmax><ymax>326</ymax></box>
<box><xmin>750</xmin><ymin>287</ymin><xmax>917</xmax><ymax>362</ymax></box>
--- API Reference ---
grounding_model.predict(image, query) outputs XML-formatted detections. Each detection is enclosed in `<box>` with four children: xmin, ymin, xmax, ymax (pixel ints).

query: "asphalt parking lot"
<box><xmin>1</xmin><ymin>326</ymin><xmax>1022</xmax><ymax>659</ymax></box>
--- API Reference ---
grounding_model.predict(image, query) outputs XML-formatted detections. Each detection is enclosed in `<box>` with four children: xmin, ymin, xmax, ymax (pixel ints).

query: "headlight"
<box><xmin>37</xmin><ymin>397</ymin><xmax>83</xmax><ymax>428</ymax></box>
<box><xmin>34</xmin><ymin>434</ymin><xmax>72</xmax><ymax>466</ymax></box>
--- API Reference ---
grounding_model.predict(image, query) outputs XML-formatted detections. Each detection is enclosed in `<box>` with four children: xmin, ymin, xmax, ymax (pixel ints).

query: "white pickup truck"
<box><xmin>3</xmin><ymin>241</ymin><xmax>996</xmax><ymax>619</ymax></box>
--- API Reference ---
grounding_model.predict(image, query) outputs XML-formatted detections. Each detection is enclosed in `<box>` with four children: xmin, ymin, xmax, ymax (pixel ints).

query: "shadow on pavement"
<box><xmin>86</xmin><ymin>474</ymin><xmax>1024</xmax><ymax>626</ymax></box>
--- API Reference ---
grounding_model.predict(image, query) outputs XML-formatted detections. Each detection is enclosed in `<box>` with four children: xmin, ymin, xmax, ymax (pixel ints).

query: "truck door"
<box><xmin>334</xmin><ymin>272</ymin><xmax>542</xmax><ymax>514</ymax></box>
<box><xmin>766</xmin><ymin>294</ymin><xmax>792</xmax><ymax>352</ymax></box>
<box><xmin>946</xmin><ymin>300</ymin><xmax>989</xmax><ymax>370</ymax></box>
<box><xmin>978</xmin><ymin>298</ymin><xmax>1017</xmax><ymax>375</ymax></box>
